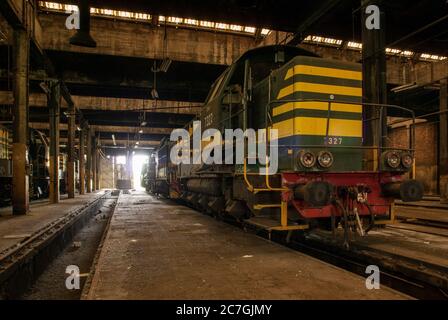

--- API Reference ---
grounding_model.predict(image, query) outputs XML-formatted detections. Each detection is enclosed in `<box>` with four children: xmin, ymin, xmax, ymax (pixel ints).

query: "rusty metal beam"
<box><xmin>86</xmin><ymin>127</ymin><xmax>92</xmax><ymax>193</ymax></box>
<box><xmin>48</xmin><ymin>81</ymin><xmax>60</xmax><ymax>203</ymax></box>
<box><xmin>67</xmin><ymin>102</ymin><xmax>76</xmax><ymax>198</ymax></box>
<box><xmin>38</xmin><ymin>13</ymin><xmax>253</xmax><ymax>65</ymax></box>
<box><xmin>29</xmin><ymin>122</ymin><xmax>172</xmax><ymax>135</ymax></box>
<box><xmin>362</xmin><ymin>0</ymin><xmax>387</xmax><ymax>155</ymax></box>
<box><xmin>79</xmin><ymin>126</ymin><xmax>86</xmax><ymax>195</ymax></box>
<box><xmin>92</xmin><ymin>135</ymin><xmax>97</xmax><ymax>191</ymax></box>
<box><xmin>0</xmin><ymin>91</ymin><xmax>202</xmax><ymax>115</ymax></box>
<box><xmin>11</xmin><ymin>28</ymin><xmax>29</xmax><ymax>215</ymax></box>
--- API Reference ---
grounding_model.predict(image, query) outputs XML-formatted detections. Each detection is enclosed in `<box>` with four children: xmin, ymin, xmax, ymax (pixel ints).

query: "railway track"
<box><xmin>0</xmin><ymin>191</ymin><xmax>117</xmax><ymax>299</ymax></box>
<box><xmin>284</xmin><ymin>232</ymin><xmax>448</xmax><ymax>300</ymax></box>
<box><xmin>394</xmin><ymin>199</ymin><xmax>448</xmax><ymax>237</ymax></box>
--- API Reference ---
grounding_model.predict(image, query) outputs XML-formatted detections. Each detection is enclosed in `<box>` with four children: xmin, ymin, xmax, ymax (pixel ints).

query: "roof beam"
<box><xmin>29</xmin><ymin>122</ymin><xmax>172</xmax><ymax>135</ymax></box>
<box><xmin>410</xmin><ymin>59</ymin><xmax>448</xmax><ymax>87</ymax></box>
<box><xmin>39</xmin><ymin>12</ymin><xmax>255</xmax><ymax>65</ymax></box>
<box><xmin>0</xmin><ymin>91</ymin><xmax>202</xmax><ymax>114</ymax></box>
<box><xmin>59</xmin><ymin>137</ymin><xmax>160</xmax><ymax>146</ymax></box>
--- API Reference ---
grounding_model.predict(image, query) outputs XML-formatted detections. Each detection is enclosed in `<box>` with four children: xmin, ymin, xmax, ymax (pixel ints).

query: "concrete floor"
<box><xmin>0</xmin><ymin>191</ymin><xmax>105</xmax><ymax>254</ymax></box>
<box><xmin>86</xmin><ymin>191</ymin><xmax>407</xmax><ymax>300</ymax></box>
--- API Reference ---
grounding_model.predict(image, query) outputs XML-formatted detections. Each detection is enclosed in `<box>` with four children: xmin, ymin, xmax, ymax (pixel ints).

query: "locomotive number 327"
<box><xmin>325</xmin><ymin>137</ymin><xmax>343</xmax><ymax>145</ymax></box>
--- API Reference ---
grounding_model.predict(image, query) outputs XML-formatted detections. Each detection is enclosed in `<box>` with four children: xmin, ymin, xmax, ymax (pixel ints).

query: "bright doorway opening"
<box><xmin>132</xmin><ymin>154</ymin><xmax>149</xmax><ymax>190</ymax></box>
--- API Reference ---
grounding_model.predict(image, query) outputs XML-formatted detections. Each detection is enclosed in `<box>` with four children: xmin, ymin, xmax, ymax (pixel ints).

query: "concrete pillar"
<box><xmin>48</xmin><ymin>81</ymin><xmax>60</xmax><ymax>203</ymax></box>
<box><xmin>67</xmin><ymin>103</ymin><xmax>76</xmax><ymax>198</ymax></box>
<box><xmin>86</xmin><ymin>127</ymin><xmax>92</xmax><ymax>193</ymax></box>
<box><xmin>96</xmin><ymin>148</ymin><xmax>101</xmax><ymax>190</ymax></box>
<box><xmin>440</xmin><ymin>79</ymin><xmax>448</xmax><ymax>203</ymax></box>
<box><xmin>12</xmin><ymin>29</ymin><xmax>30</xmax><ymax>215</ymax></box>
<box><xmin>92</xmin><ymin>135</ymin><xmax>97</xmax><ymax>191</ymax></box>
<box><xmin>113</xmin><ymin>155</ymin><xmax>117</xmax><ymax>189</ymax></box>
<box><xmin>79</xmin><ymin>126</ymin><xmax>85</xmax><ymax>194</ymax></box>
<box><xmin>361</xmin><ymin>0</ymin><xmax>387</xmax><ymax>170</ymax></box>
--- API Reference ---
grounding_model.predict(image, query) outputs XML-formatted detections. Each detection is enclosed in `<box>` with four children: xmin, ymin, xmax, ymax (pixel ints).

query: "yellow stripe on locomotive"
<box><xmin>269</xmin><ymin>55</ymin><xmax>363</xmax><ymax>172</ymax></box>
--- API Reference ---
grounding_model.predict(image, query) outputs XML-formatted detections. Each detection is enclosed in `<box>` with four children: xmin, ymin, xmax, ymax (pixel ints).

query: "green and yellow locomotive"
<box><xmin>147</xmin><ymin>45</ymin><xmax>422</xmax><ymax>242</ymax></box>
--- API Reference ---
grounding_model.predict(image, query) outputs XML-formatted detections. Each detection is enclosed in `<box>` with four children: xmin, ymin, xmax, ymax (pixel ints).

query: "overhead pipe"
<box><xmin>69</xmin><ymin>0</ymin><xmax>97</xmax><ymax>47</ymax></box>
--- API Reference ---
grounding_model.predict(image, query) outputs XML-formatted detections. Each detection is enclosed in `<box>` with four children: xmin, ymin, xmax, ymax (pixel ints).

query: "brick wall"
<box><xmin>389</xmin><ymin>122</ymin><xmax>438</xmax><ymax>194</ymax></box>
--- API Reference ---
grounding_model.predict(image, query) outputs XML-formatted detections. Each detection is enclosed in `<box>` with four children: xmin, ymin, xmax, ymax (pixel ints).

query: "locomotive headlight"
<box><xmin>317</xmin><ymin>151</ymin><xmax>334</xmax><ymax>168</ymax></box>
<box><xmin>298</xmin><ymin>150</ymin><xmax>316</xmax><ymax>168</ymax></box>
<box><xmin>385</xmin><ymin>151</ymin><xmax>401</xmax><ymax>168</ymax></box>
<box><xmin>401</xmin><ymin>152</ymin><xmax>413</xmax><ymax>169</ymax></box>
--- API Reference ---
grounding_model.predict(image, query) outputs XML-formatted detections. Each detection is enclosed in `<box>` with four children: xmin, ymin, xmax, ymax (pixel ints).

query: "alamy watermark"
<box><xmin>65</xmin><ymin>265</ymin><xmax>80</xmax><ymax>290</ymax></box>
<box><xmin>365</xmin><ymin>5</ymin><xmax>380</xmax><ymax>30</ymax></box>
<box><xmin>65</xmin><ymin>8</ymin><xmax>80</xmax><ymax>30</ymax></box>
<box><xmin>365</xmin><ymin>265</ymin><xmax>380</xmax><ymax>289</ymax></box>
<box><xmin>169</xmin><ymin>121</ymin><xmax>279</xmax><ymax>175</ymax></box>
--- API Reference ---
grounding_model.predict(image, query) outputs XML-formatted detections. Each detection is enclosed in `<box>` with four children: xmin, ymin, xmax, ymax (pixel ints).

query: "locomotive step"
<box><xmin>253</xmin><ymin>203</ymin><xmax>282</xmax><ymax>210</ymax></box>
<box><xmin>244</xmin><ymin>216</ymin><xmax>309</xmax><ymax>231</ymax></box>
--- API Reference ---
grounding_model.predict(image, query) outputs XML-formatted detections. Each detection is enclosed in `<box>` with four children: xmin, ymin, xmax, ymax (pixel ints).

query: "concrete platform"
<box><xmin>86</xmin><ymin>191</ymin><xmax>407</xmax><ymax>300</ymax></box>
<box><xmin>0</xmin><ymin>191</ymin><xmax>106</xmax><ymax>254</ymax></box>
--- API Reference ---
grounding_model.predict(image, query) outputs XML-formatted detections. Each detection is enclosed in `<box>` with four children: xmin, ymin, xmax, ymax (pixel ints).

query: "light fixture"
<box><xmin>112</xmin><ymin>134</ymin><xmax>116</xmax><ymax>146</ymax></box>
<box><xmin>151</xmin><ymin>88</ymin><xmax>159</xmax><ymax>99</ymax></box>
<box><xmin>140</xmin><ymin>121</ymin><xmax>147</xmax><ymax>126</ymax></box>
<box><xmin>138</xmin><ymin>129</ymin><xmax>143</xmax><ymax>134</ymax></box>
<box><xmin>298</xmin><ymin>150</ymin><xmax>316</xmax><ymax>168</ymax></box>
<box><xmin>401</xmin><ymin>152</ymin><xmax>413</xmax><ymax>169</ymax></box>
<box><xmin>159</xmin><ymin>58</ymin><xmax>172</xmax><ymax>73</ymax></box>
<box><xmin>385</xmin><ymin>151</ymin><xmax>401</xmax><ymax>168</ymax></box>
<box><xmin>317</xmin><ymin>151</ymin><xmax>334</xmax><ymax>168</ymax></box>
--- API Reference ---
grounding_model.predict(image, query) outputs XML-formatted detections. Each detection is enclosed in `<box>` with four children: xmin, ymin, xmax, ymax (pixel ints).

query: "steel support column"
<box><xmin>79</xmin><ymin>125</ymin><xmax>85</xmax><ymax>194</ymax></box>
<box><xmin>361</xmin><ymin>0</ymin><xmax>387</xmax><ymax>170</ymax></box>
<box><xmin>440</xmin><ymin>79</ymin><xmax>448</xmax><ymax>203</ymax></box>
<box><xmin>48</xmin><ymin>81</ymin><xmax>60</xmax><ymax>203</ymax></box>
<box><xmin>113</xmin><ymin>155</ymin><xmax>117</xmax><ymax>188</ymax></box>
<box><xmin>12</xmin><ymin>29</ymin><xmax>29</xmax><ymax>215</ymax></box>
<box><xmin>86</xmin><ymin>127</ymin><xmax>92</xmax><ymax>193</ymax></box>
<box><xmin>67</xmin><ymin>102</ymin><xmax>76</xmax><ymax>198</ymax></box>
<box><xmin>92</xmin><ymin>135</ymin><xmax>97</xmax><ymax>191</ymax></box>
<box><xmin>96</xmin><ymin>147</ymin><xmax>101</xmax><ymax>190</ymax></box>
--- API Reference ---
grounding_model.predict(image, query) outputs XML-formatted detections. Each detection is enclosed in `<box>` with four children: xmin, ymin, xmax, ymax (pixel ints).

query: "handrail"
<box><xmin>266</xmin><ymin>97</ymin><xmax>416</xmax><ymax>156</ymax></box>
<box><xmin>243</xmin><ymin>157</ymin><xmax>254</xmax><ymax>192</ymax></box>
<box><xmin>264</xmin><ymin>154</ymin><xmax>288</xmax><ymax>191</ymax></box>
<box><xmin>264</xmin><ymin>127</ymin><xmax>288</xmax><ymax>191</ymax></box>
<box><xmin>243</xmin><ymin>156</ymin><xmax>287</xmax><ymax>193</ymax></box>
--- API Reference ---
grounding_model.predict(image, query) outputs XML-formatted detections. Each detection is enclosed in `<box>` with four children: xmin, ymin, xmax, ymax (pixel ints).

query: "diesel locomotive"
<box><xmin>143</xmin><ymin>45</ymin><xmax>423</xmax><ymax>242</ymax></box>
